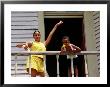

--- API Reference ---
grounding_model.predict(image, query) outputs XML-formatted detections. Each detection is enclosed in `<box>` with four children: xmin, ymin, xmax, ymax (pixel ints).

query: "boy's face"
<box><xmin>62</xmin><ymin>39</ymin><xmax>70</xmax><ymax>45</ymax></box>
<box><xmin>33</xmin><ymin>32</ymin><xmax>41</xmax><ymax>42</ymax></box>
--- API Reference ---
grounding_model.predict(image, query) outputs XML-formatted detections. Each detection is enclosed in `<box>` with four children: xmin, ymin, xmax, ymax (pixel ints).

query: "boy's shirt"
<box><xmin>61</xmin><ymin>44</ymin><xmax>78</xmax><ymax>59</ymax></box>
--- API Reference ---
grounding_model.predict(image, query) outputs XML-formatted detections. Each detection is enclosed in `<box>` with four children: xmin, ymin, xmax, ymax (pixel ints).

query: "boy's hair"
<box><xmin>62</xmin><ymin>36</ymin><xmax>70</xmax><ymax>41</ymax></box>
<box><xmin>33</xmin><ymin>30</ymin><xmax>40</xmax><ymax>36</ymax></box>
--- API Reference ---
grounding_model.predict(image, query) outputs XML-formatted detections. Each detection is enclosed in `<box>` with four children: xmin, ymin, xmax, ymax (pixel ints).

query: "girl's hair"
<box><xmin>33</xmin><ymin>30</ymin><xmax>40</xmax><ymax>36</ymax></box>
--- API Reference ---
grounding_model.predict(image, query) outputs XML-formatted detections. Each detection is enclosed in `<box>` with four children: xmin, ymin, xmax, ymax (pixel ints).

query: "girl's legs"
<box><xmin>37</xmin><ymin>72</ymin><xmax>45</xmax><ymax>77</ymax></box>
<box><xmin>27</xmin><ymin>68</ymin><xmax>45</xmax><ymax>77</ymax></box>
<box><xmin>27</xmin><ymin>68</ymin><xmax>38</xmax><ymax>77</ymax></box>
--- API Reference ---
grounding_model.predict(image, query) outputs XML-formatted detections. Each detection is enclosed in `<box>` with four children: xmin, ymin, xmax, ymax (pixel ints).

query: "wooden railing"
<box><xmin>11</xmin><ymin>51</ymin><xmax>100</xmax><ymax>77</ymax></box>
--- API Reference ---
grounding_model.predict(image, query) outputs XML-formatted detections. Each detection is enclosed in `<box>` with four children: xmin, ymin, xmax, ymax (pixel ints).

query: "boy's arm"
<box><xmin>60</xmin><ymin>46</ymin><xmax>66</xmax><ymax>54</ymax></box>
<box><xmin>71</xmin><ymin>44</ymin><xmax>81</xmax><ymax>53</ymax></box>
<box><xmin>61</xmin><ymin>46</ymin><xmax>66</xmax><ymax>52</ymax></box>
<box><xmin>44</xmin><ymin>21</ymin><xmax>63</xmax><ymax>46</ymax></box>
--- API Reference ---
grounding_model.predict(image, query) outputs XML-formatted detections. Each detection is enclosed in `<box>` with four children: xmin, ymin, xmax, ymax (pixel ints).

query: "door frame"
<box><xmin>39</xmin><ymin>11</ymin><xmax>87</xmax><ymax>77</ymax></box>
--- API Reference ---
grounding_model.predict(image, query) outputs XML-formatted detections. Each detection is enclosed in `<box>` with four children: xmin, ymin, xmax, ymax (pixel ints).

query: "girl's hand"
<box><xmin>56</xmin><ymin>21</ymin><xmax>63</xmax><ymax>26</ymax></box>
<box><xmin>16</xmin><ymin>44</ymin><xmax>23</xmax><ymax>48</ymax></box>
<box><xmin>23</xmin><ymin>45</ymin><xmax>29</xmax><ymax>50</ymax></box>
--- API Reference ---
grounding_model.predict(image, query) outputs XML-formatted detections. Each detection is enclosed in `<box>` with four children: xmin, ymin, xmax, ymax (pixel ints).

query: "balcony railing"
<box><xmin>11</xmin><ymin>51</ymin><xmax>100</xmax><ymax>77</ymax></box>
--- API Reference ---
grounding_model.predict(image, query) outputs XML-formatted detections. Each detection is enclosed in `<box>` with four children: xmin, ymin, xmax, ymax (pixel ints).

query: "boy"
<box><xmin>60</xmin><ymin>36</ymin><xmax>81</xmax><ymax>77</ymax></box>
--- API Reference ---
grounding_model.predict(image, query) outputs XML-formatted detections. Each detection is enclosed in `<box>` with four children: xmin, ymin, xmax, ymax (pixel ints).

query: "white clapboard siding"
<box><xmin>11</xmin><ymin>26</ymin><xmax>38</xmax><ymax>29</ymax></box>
<box><xmin>11</xmin><ymin>60</ymin><xmax>27</xmax><ymax>65</ymax></box>
<box><xmin>11</xmin><ymin>21</ymin><xmax>38</xmax><ymax>25</ymax></box>
<box><xmin>11</xmin><ymin>70</ymin><xmax>28</xmax><ymax>74</ymax></box>
<box><xmin>11</xmin><ymin>17</ymin><xmax>38</xmax><ymax>21</ymax></box>
<box><xmin>11</xmin><ymin>33</ymin><xmax>33</xmax><ymax>38</ymax></box>
<box><xmin>11</xmin><ymin>56</ymin><xmax>28</xmax><ymax>61</ymax></box>
<box><xmin>11</xmin><ymin>30</ymin><xmax>37</xmax><ymax>34</ymax></box>
<box><xmin>11</xmin><ymin>48</ymin><xmax>26</xmax><ymax>51</ymax></box>
<box><xmin>11</xmin><ymin>74</ymin><xmax>30</xmax><ymax>77</ymax></box>
<box><xmin>92</xmin><ymin>11</ymin><xmax>100</xmax><ymax>75</ymax></box>
<box><xmin>11</xmin><ymin>38</ymin><xmax>34</xmax><ymax>43</ymax></box>
<box><xmin>11</xmin><ymin>12</ymin><xmax>38</xmax><ymax>17</ymax></box>
<box><xmin>95</xmin><ymin>29</ymin><xmax>100</xmax><ymax>34</ymax></box>
<box><xmin>11</xmin><ymin>64</ymin><xmax>26</xmax><ymax>67</ymax></box>
<box><xmin>93</xmin><ymin>18</ymin><xmax>99</xmax><ymax>24</ymax></box>
<box><xmin>11</xmin><ymin>66</ymin><xmax>26</xmax><ymax>70</ymax></box>
<box><xmin>94</xmin><ymin>25</ymin><xmax>100</xmax><ymax>31</ymax></box>
<box><xmin>11</xmin><ymin>11</ymin><xmax>39</xmax><ymax>76</ymax></box>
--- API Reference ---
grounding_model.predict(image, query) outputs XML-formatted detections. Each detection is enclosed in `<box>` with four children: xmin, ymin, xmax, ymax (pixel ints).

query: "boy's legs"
<box><xmin>73</xmin><ymin>58</ymin><xmax>78</xmax><ymax>77</ymax></box>
<box><xmin>68</xmin><ymin>58</ymin><xmax>79</xmax><ymax>77</ymax></box>
<box><xmin>67</xmin><ymin>59</ymin><xmax>72</xmax><ymax>77</ymax></box>
<box><xmin>74</xmin><ymin>66</ymin><xmax>78</xmax><ymax>77</ymax></box>
<box><xmin>59</xmin><ymin>55</ymin><xmax>68</xmax><ymax>77</ymax></box>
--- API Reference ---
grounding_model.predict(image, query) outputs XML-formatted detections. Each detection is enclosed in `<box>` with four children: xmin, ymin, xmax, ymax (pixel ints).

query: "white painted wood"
<box><xmin>11</xmin><ymin>64</ymin><xmax>26</xmax><ymax>67</ymax></box>
<box><xmin>11</xmin><ymin>61</ymin><xmax>26</xmax><ymax>65</ymax></box>
<box><xmin>56</xmin><ymin>55</ymin><xmax>59</xmax><ymax>77</ymax></box>
<box><xmin>12</xmin><ymin>12</ymin><xmax>38</xmax><ymax>17</ymax></box>
<box><xmin>11</xmin><ymin>70</ymin><xmax>28</xmax><ymax>74</ymax></box>
<box><xmin>11</xmin><ymin>48</ymin><xmax>26</xmax><ymax>51</ymax></box>
<box><xmin>93</xmin><ymin>11</ymin><xmax>100</xmax><ymax>75</ymax></box>
<box><xmin>94</xmin><ymin>28</ymin><xmax>100</xmax><ymax>36</ymax></box>
<box><xmin>11</xmin><ymin>11</ymin><xmax>39</xmax><ymax>76</ymax></box>
<box><xmin>11</xmin><ymin>74</ymin><xmax>30</xmax><ymax>77</ymax></box>
<box><xmin>71</xmin><ymin>58</ymin><xmax>74</xmax><ymax>77</ymax></box>
<box><xmin>11</xmin><ymin>26</ymin><xmax>38</xmax><ymax>29</ymax></box>
<box><xmin>11</xmin><ymin>38</ymin><xmax>34</xmax><ymax>43</ymax></box>
<box><xmin>93</xmin><ymin>18</ymin><xmax>100</xmax><ymax>25</ymax></box>
<box><xmin>11</xmin><ymin>56</ymin><xmax>28</xmax><ymax>60</ymax></box>
<box><xmin>84</xmin><ymin>11</ymin><xmax>100</xmax><ymax>77</ymax></box>
<box><xmin>11</xmin><ymin>17</ymin><xmax>38</xmax><ymax>21</ymax></box>
<box><xmin>11</xmin><ymin>35</ymin><xmax>33</xmax><ymax>39</ymax></box>
<box><xmin>12</xmin><ymin>21</ymin><xmax>38</xmax><ymax>26</ymax></box>
<box><xmin>11</xmin><ymin>30</ymin><xmax>37</xmax><ymax>34</ymax></box>
<box><xmin>11</xmin><ymin>51</ymin><xmax>100</xmax><ymax>56</ymax></box>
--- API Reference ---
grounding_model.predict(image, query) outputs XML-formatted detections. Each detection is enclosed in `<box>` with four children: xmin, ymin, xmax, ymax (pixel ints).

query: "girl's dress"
<box><xmin>26</xmin><ymin>41</ymin><xmax>46</xmax><ymax>72</ymax></box>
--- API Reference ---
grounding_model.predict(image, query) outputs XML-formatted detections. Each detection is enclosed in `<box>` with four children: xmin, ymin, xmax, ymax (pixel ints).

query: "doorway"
<box><xmin>44</xmin><ymin>18</ymin><xmax>86</xmax><ymax>77</ymax></box>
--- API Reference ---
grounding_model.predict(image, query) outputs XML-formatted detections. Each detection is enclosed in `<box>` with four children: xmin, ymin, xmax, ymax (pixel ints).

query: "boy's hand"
<box><xmin>60</xmin><ymin>50</ymin><xmax>67</xmax><ymax>55</ymax></box>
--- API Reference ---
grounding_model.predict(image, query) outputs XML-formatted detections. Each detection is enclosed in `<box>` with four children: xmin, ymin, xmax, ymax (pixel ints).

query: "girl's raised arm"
<box><xmin>44</xmin><ymin>21</ymin><xmax>63</xmax><ymax>46</ymax></box>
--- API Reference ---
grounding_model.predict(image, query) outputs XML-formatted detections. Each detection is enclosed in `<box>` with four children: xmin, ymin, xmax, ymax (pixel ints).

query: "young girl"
<box><xmin>60</xmin><ymin>36</ymin><xmax>81</xmax><ymax>77</ymax></box>
<box><xmin>16</xmin><ymin>21</ymin><xmax>63</xmax><ymax>77</ymax></box>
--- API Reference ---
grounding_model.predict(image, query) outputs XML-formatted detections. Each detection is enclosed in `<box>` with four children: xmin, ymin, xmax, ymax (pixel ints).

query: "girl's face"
<box><xmin>33</xmin><ymin>32</ymin><xmax>41</xmax><ymax>42</ymax></box>
<box><xmin>62</xmin><ymin>39</ymin><xmax>70</xmax><ymax>45</ymax></box>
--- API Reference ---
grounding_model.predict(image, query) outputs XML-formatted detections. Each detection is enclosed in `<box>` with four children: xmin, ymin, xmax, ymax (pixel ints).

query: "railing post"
<box><xmin>71</xmin><ymin>57</ymin><xmax>74</xmax><ymax>77</ymax></box>
<box><xmin>11</xmin><ymin>51</ymin><xmax>100</xmax><ymax>77</ymax></box>
<box><xmin>14</xmin><ymin>55</ymin><xmax>18</xmax><ymax>77</ymax></box>
<box><xmin>56</xmin><ymin>55</ymin><xmax>60</xmax><ymax>77</ymax></box>
<box><xmin>84</xmin><ymin>55</ymin><xmax>88</xmax><ymax>77</ymax></box>
<box><xmin>44</xmin><ymin>56</ymin><xmax>48</xmax><ymax>77</ymax></box>
<box><xmin>29</xmin><ymin>55</ymin><xmax>31</xmax><ymax>77</ymax></box>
